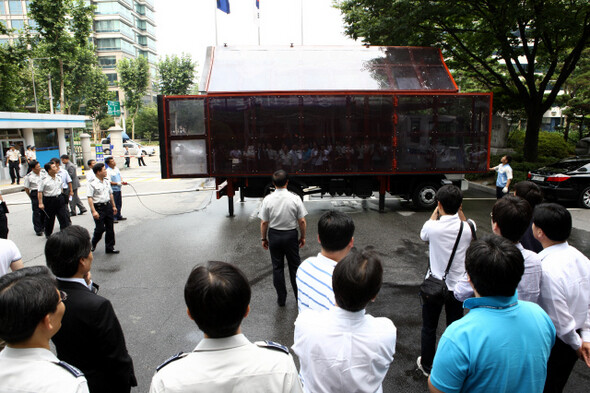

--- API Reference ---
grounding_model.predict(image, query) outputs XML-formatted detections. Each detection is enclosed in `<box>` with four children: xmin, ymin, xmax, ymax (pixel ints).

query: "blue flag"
<box><xmin>217</xmin><ymin>0</ymin><xmax>230</xmax><ymax>14</ymax></box>
<box><xmin>256</xmin><ymin>0</ymin><xmax>259</xmax><ymax>9</ymax></box>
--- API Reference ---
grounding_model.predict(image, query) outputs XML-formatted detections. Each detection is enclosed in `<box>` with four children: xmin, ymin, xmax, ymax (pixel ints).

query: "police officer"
<box><xmin>259</xmin><ymin>170</ymin><xmax>307</xmax><ymax>306</ymax></box>
<box><xmin>0</xmin><ymin>266</ymin><xmax>90</xmax><ymax>393</ymax></box>
<box><xmin>24</xmin><ymin>160</ymin><xmax>46</xmax><ymax>236</ymax></box>
<box><xmin>5</xmin><ymin>144</ymin><xmax>21</xmax><ymax>184</ymax></box>
<box><xmin>87</xmin><ymin>163</ymin><xmax>119</xmax><ymax>254</ymax></box>
<box><xmin>38</xmin><ymin>162</ymin><xmax>71</xmax><ymax>238</ymax></box>
<box><xmin>150</xmin><ymin>261</ymin><xmax>303</xmax><ymax>393</ymax></box>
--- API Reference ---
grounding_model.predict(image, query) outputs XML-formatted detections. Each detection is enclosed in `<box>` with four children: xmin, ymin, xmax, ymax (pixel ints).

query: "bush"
<box><xmin>507</xmin><ymin>130</ymin><xmax>574</xmax><ymax>161</ymax></box>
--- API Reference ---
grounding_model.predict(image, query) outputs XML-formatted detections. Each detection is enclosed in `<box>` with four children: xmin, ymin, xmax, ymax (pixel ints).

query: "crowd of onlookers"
<box><xmin>0</xmin><ymin>174</ymin><xmax>589</xmax><ymax>392</ymax></box>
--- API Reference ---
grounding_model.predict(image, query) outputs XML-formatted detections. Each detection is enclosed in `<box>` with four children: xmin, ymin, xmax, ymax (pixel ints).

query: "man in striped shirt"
<box><xmin>296</xmin><ymin>211</ymin><xmax>355</xmax><ymax>312</ymax></box>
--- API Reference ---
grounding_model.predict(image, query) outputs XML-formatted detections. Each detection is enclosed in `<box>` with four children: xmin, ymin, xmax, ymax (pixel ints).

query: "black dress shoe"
<box><xmin>117</xmin><ymin>217</ymin><xmax>127</xmax><ymax>221</ymax></box>
<box><xmin>79</xmin><ymin>210</ymin><xmax>87</xmax><ymax>215</ymax></box>
<box><xmin>106</xmin><ymin>249</ymin><xmax>120</xmax><ymax>254</ymax></box>
<box><xmin>36</xmin><ymin>232</ymin><xmax>43</xmax><ymax>236</ymax></box>
<box><xmin>91</xmin><ymin>244</ymin><xmax>96</xmax><ymax>252</ymax></box>
<box><xmin>70</xmin><ymin>212</ymin><xmax>77</xmax><ymax>217</ymax></box>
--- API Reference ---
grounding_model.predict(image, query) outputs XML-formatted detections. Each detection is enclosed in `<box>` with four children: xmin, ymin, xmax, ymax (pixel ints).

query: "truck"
<box><xmin>158</xmin><ymin>46</ymin><xmax>492</xmax><ymax>216</ymax></box>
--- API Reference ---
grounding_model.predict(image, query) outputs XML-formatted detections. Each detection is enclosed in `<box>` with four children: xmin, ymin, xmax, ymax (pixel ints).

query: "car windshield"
<box><xmin>546</xmin><ymin>160</ymin><xmax>590</xmax><ymax>172</ymax></box>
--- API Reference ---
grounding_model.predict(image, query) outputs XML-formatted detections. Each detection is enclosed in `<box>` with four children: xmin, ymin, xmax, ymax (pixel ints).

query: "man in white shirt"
<box><xmin>296</xmin><ymin>210</ymin><xmax>355</xmax><ymax>312</ymax></box>
<box><xmin>533</xmin><ymin>203</ymin><xmax>590</xmax><ymax>392</ymax></box>
<box><xmin>87</xmin><ymin>163</ymin><xmax>119</xmax><ymax>254</ymax></box>
<box><xmin>0</xmin><ymin>238</ymin><xmax>23</xmax><ymax>277</ymax></box>
<box><xmin>489</xmin><ymin>154</ymin><xmax>513</xmax><ymax>199</ymax></box>
<box><xmin>5</xmin><ymin>144</ymin><xmax>22</xmax><ymax>184</ymax></box>
<box><xmin>24</xmin><ymin>160</ymin><xmax>46</xmax><ymax>236</ymax></box>
<box><xmin>293</xmin><ymin>249</ymin><xmax>396</xmax><ymax>393</ymax></box>
<box><xmin>454</xmin><ymin>195</ymin><xmax>542</xmax><ymax>303</ymax></box>
<box><xmin>85</xmin><ymin>160</ymin><xmax>96</xmax><ymax>183</ymax></box>
<box><xmin>259</xmin><ymin>170</ymin><xmax>307</xmax><ymax>306</ymax></box>
<box><xmin>418</xmin><ymin>185</ymin><xmax>476</xmax><ymax>377</ymax></box>
<box><xmin>150</xmin><ymin>261</ymin><xmax>303</xmax><ymax>393</ymax></box>
<box><xmin>0</xmin><ymin>266</ymin><xmax>90</xmax><ymax>393</ymax></box>
<box><xmin>38</xmin><ymin>162</ymin><xmax>71</xmax><ymax>238</ymax></box>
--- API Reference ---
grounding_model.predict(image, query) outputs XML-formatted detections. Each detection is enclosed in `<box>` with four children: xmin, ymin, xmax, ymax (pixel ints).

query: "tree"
<box><xmin>0</xmin><ymin>23</ymin><xmax>33</xmax><ymax>111</ymax></box>
<box><xmin>338</xmin><ymin>0</ymin><xmax>590</xmax><ymax>161</ymax></box>
<box><xmin>157</xmin><ymin>54</ymin><xmax>197</xmax><ymax>95</ymax></box>
<box><xmin>117</xmin><ymin>56</ymin><xmax>150</xmax><ymax>139</ymax></box>
<box><xmin>558</xmin><ymin>48</ymin><xmax>590</xmax><ymax>140</ymax></box>
<box><xmin>133</xmin><ymin>104</ymin><xmax>159</xmax><ymax>141</ymax></box>
<box><xmin>29</xmin><ymin>0</ymin><xmax>95</xmax><ymax>113</ymax></box>
<box><xmin>84</xmin><ymin>67</ymin><xmax>115</xmax><ymax>137</ymax></box>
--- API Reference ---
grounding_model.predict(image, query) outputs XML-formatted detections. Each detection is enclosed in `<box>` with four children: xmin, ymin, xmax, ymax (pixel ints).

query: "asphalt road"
<box><xmin>3</xmin><ymin>159</ymin><xmax>590</xmax><ymax>392</ymax></box>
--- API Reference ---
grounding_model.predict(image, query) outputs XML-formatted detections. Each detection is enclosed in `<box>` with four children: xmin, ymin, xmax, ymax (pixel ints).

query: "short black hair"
<box><xmin>184</xmin><ymin>261</ymin><xmax>251</xmax><ymax>338</ymax></box>
<box><xmin>29</xmin><ymin>160</ymin><xmax>39</xmax><ymax>170</ymax></box>
<box><xmin>51</xmin><ymin>157</ymin><xmax>60</xmax><ymax>165</ymax></box>
<box><xmin>505</xmin><ymin>155</ymin><xmax>512</xmax><ymax>163</ymax></box>
<box><xmin>45</xmin><ymin>225</ymin><xmax>92</xmax><ymax>278</ymax></box>
<box><xmin>514</xmin><ymin>181</ymin><xmax>544</xmax><ymax>209</ymax></box>
<box><xmin>272</xmin><ymin>170</ymin><xmax>288</xmax><ymax>187</ymax></box>
<box><xmin>491</xmin><ymin>195</ymin><xmax>532</xmax><ymax>242</ymax></box>
<box><xmin>333</xmin><ymin>249</ymin><xmax>383</xmax><ymax>312</ymax></box>
<box><xmin>60</xmin><ymin>154</ymin><xmax>69</xmax><ymax>160</ymax></box>
<box><xmin>318</xmin><ymin>211</ymin><xmax>355</xmax><ymax>252</ymax></box>
<box><xmin>0</xmin><ymin>266</ymin><xmax>59</xmax><ymax>344</ymax></box>
<box><xmin>465</xmin><ymin>236</ymin><xmax>524</xmax><ymax>297</ymax></box>
<box><xmin>92</xmin><ymin>162</ymin><xmax>105</xmax><ymax>174</ymax></box>
<box><xmin>87</xmin><ymin>159</ymin><xmax>96</xmax><ymax>168</ymax></box>
<box><xmin>44</xmin><ymin>162</ymin><xmax>54</xmax><ymax>172</ymax></box>
<box><xmin>436</xmin><ymin>185</ymin><xmax>462</xmax><ymax>215</ymax></box>
<box><xmin>533</xmin><ymin>203</ymin><xmax>572</xmax><ymax>242</ymax></box>
<box><xmin>105</xmin><ymin>156</ymin><xmax>114</xmax><ymax>166</ymax></box>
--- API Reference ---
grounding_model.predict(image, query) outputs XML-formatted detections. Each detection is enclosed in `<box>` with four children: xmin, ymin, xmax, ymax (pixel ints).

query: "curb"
<box><xmin>468</xmin><ymin>181</ymin><xmax>496</xmax><ymax>195</ymax></box>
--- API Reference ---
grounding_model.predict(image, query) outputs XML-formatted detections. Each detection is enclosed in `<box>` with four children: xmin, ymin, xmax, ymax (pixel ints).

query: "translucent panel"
<box><xmin>206</xmin><ymin>46</ymin><xmax>457</xmax><ymax>92</ymax></box>
<box><xmin>8</xmin><ymin>1</ymin><xmax>23</xmax><ymax>14</ymax></box>
<box><xmin>167</xmin><ymin>100</ymin><xmax>205</xmax><ymax>136</ymax></box>
<box><xmin>171</xmin><ymin>140</ymin><xmax>207</xmax><ymax>175</ymax></box>
<box><xmin>395</xmin><ymin>95</ymin><xmax>490</xmax><ymax>172</ymax></box>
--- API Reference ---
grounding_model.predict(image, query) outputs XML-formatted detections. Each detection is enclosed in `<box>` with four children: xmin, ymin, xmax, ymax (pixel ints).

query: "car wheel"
<box><xmin>142</xmin><ymin>150</ymin><xmax>147</xmax><ymax>156</ymax></box>
<box><xmin>579</xmin><ymin>186</ymin><xmax>590</xmax><ymax>209</ymax></box>
<box><xmin>412</xmin><ymin>182</ymin><xmax>439</xmax><ymax>210</ymax></box>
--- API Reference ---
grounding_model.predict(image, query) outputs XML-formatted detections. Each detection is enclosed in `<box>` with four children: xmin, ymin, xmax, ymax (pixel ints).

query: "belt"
<box><xmin>94</xmin><ymin>202</ymin><xmax>110</xmax><ymax>207</ymax></box>
<box><xmin>43</xmin><ymin>195</ymin><xmax>59</xmax><ymax>199</ymax></box>
<box><xmin>269</xmin><ymin>228</ymin><xmax>297</xmax><ymax>232</ymax></box>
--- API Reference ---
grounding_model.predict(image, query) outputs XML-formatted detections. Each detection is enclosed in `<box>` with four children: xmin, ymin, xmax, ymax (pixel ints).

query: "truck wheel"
<box><xmin>412</xmin><ymin>182</ymin><xmax>438</xmax><ymax>210</ymax></box>
<box><xmin>579</xmin><ymin>186</ymin><xmax>590</xmax><ymax>209</ymax></box>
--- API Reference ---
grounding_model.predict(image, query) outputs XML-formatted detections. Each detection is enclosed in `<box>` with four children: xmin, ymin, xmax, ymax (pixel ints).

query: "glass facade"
<box><xmin>8</xmin><ymin>1</ymin><xmax>23</xmax><ymax>14</ymax></box>
<box><xmin>95</xmin><ymin>2</ymin><xmax>133</xmax><ymax>23</ymax></box>
<box><xmin>95</xmin><ymin>19</ymin><xmax>133</xmax><ymax>39</ymax></box>
<box><xmin>11</xmin><ymin>19</ymin><xmax>24</xmax><ymax>30</ymax></box>
<box><xmin>164</xmin><ymin>94</ymin><xmax>491</xmax><ymax>177</ymax></box>
<box><xmin>98</xmin><ymin>56</ymin><xmax>117</xmax><ymax>68</ymax></box>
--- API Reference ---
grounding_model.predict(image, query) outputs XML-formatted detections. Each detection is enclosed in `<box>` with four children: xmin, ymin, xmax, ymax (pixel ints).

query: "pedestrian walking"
<box><xmin>5</xmin><ymin>144</ymin><xmax>21</xmax><ymax>184</ymax></box>
<box><xmin>124</xmin><ymin>146</ymin><xmax>131</xmax><ymax>168</ymax></box>
<box><xmin>87</xmin><ymin>163</ymin><xmax>119</xmax><ymax>254</ymax></box>
<box><xmin>106</xmin><ymin>157</ymin><xmax>127</xmax><ymax>222</ymax></box>
<box><xmin>23</xmin><ymin>160</ymin><xmax>46</xmax><ymax>236</ymax></box>
<box><xmin>61</xmin><ymin>155</ymin><xmax>87</xmax><ymax>216</ymax></box>
<box><xmin>38</xmin><ymin>162</ymin><xmax>71</xmax><ymax>238</ymax></box>
<box><xmin>137</xmin><ymin>145</ymin><xmax>146</xmax><ymax>166</ymax></box>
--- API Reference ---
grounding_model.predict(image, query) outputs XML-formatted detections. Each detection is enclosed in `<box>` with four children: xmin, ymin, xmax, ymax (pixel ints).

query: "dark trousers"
<box><xmin>92</xmin><ymin>203</ymin><xmax>115</xmax><ymax>251</ymax></box>
<box><xmin>496</xmin><ymin>186</ymin><xmax>507</xmax><ymax>199</ymax></box>
<box><xmin>124</xmin><ymin>157</ymin><xmax>130</xmax><ymax>167</ymax></box>
<box><xmin>420</xmin><ymin>292</ymin><xmax>464</xmax><ymax>369</ymax></box>
<box><xmin>29</xmin><ymin>192</ymin><xmax>45</xmax><ymax>233</ymax></box>
<box><xmin>0</xmin><ymin>213</ymin><xmax>7</xmax><ymax>239</ymax></box>
<box><xmin>544</xmin><ymin>337</ymin><xmax>579</xmax><ymax>393</ymax></box>
<box><xmin>69</xmin><ymin>188</ymin><xmax>86</xmax><ymax>214</ymax></box>
<box><xmin>43</xmin><ymin>195</ymin><xmax>70</xmax><ymax>236</ymax></box>
<box><xmin>268</xmin><ymin>228</ymin><xmax>301</xmax><ymax>304</ymax></box>
<box><xmin>8</xmin><ymin>161</ymin><xmax>20</xmax><ymax>183</ymax></box>
<box><xmin>113</xmin><ymin>191</ymin><xmax>123</xmax><ymax>219</ymax></box>
<box><xmin>137</xmin><ymin>157</ymin><xmax>146</xmax><ymax>166</ymax></box>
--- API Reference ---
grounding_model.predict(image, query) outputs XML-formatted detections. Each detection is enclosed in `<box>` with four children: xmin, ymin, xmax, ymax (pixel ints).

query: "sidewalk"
<box><xmin>0</xmin><ymin>167</ymin><xmax>90</xmax><ymax>196</ymax></box>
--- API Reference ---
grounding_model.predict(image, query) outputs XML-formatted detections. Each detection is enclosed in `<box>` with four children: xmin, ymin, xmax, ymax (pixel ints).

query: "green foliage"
<box><xmin>157</xmin><ymin>54</ymin><xmax>197</xmax><ymax>95</ymax></box>
<box><xmin>117</xmin><ymin>56</ymin><xmax>150</xmax><ymax>139</ymax></box>
<box><xmin>0</xmin><ymin>38</ymin><xmax>33</xmax><ymax>111</ymax></box>
<box><xmin>507</xmin><ymin>130</ymin><xmax>575</xmax><ymax>160</ymax></box>
<box><xmin>133</xmin><ymin>104</ymin><xmax>159</xmax><ymax>141</ymax></box>
<box><xmin>338</xmin><ymin>0</ymin><xmax>590</xmax><ymax>161</ymax></box>
<box><xmin>99</xmin><ymin>116</ymin><xmax>115</xmax><ymax>131</ymax></box>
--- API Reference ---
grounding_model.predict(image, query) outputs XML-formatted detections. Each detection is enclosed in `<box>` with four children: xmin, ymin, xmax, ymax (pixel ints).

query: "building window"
<box><xmin>106</xmin><ymin>73</ymin><xmax>118</xmax><ymax>86</ymax></box>
<box><xmin>8</xmin><ymin>1</ymin><xmax>23</xmax><ymax>14</ymax></box>
<box><xmin>11</xmin><ymin>19</ymin><xmax>25</xmax><ymax>30</ymax></box>
<box><xmin>98</xmin><ymin>56</ymin><xmax>117</xmax><ymax>69</ymax></box>
<box><xmin>0</xmin><ymin>2</ymin><xmax>5</xmax><ymax>15</ymax></box>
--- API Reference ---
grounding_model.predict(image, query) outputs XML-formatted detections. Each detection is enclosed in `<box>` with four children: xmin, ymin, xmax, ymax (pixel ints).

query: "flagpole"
<box><xmin>215</xmin><ymin>3</ymin><xmax>219</xmax><ymax>46</ymax></box>
<box><xmin>300</xmin><ymin>0</ymin><xmax>304</xmax><ymax>45</ymax></box>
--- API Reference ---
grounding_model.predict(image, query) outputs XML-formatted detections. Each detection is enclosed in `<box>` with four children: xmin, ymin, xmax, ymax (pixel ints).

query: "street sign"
<box><xmin>107</xmin><ymin>100</ymin><xmax>121</xmax><ymax>116</ymax></box>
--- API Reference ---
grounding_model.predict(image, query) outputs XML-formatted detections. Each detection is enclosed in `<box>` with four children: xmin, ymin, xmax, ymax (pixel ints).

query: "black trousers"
<box><xmin>92</xmin><ymin>203</ymin><xmax>115</xmax><ymax>251</ymax></box>
<box><xmin>268</xmin><ymin>228</ymin><xmax>300</xmax><ymax>304</ymax></box>
<box><xmin>29</xmin><ymin>192</ymin><xmax>45</xmax><ymax>233</ymax></box>
<box><xmin>8</xmin><ymin>161</ymin><xmax>20</xmax><ymax>183</ymax></box>
<box><xmin>137</xmin><ymin>157</ymin><xmax>146</xmax><ymax>166</ymax></box>
<box><xmin>43</xmin><ymin>195</ymin><xmax>70</xmax><ymax>236</ymax></box>
<box><xmin>113</xmin><ymin>191</ymin><xmax>123</xmax><ymax>220</ymax></box>
<box><xmin>0</xmin><ymin>212</ymin><xmax>7</xmax><ymax>239</ymax></box>
<box><xmin>543</xmin><ymin>337</ymin><xmax>579</xmax><ymax>393</ymax></box>
<box><xmin>420</xmin><ymin>291</ymin><xmax>464</xmax><ymax>370</ymax></box>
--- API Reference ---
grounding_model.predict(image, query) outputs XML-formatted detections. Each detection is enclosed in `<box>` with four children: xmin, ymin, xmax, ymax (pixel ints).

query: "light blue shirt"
<box><xmin>495</xmin><ymin>163</ymin><xmax>512</xmax><ymax>187</ymax></box>
<box><xmin>430</xmin><ymin>294</ymin><xmax>555</xmax><ymax>393</ymax></box>
<box><xmin>107</xmin><ymin>167</ymin><xmax>122</xmax><ymax>192</ymax></box>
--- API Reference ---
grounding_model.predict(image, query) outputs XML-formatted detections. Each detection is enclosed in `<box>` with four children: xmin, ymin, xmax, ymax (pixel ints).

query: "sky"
<box><xmin>154</xmin><ymin>0</ymin><xmax>359</xmax><ymax>81</ymax></box>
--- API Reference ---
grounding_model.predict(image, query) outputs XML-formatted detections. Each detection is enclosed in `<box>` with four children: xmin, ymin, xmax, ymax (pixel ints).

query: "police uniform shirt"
<box><xmin>24</xmin><ymin>171</ymin><xmax>46</xmax><ymax>191</ymax></box>
<box><xmin>39</xmin><ymin>174</ymin><xmax>65</xmax><ymax>197</ymax></box>
<box><xmin>26</xmin><ymin>149</ymin><xmax>36</xmax><ymax>161</ymax></box>
<box><xmin>6</xmin><ymin>149</ymin><xmax>21</xmax><ymax>162</ymax></box>
<box><xmin>87</xmin><ymin>177</ymin><xmax>112</xmax><ymax>204</ymax></box>
<box><xmin>0</xmin><ymin>347</ymin><xmax>89</xmax><ymax>393</ymax></box>
<box><xmin>149</xmin><ymin>334</ymin><xmax>303</xmax><ymax>393</ymax></box>
<box><xmin>258</xmin><ymin>188</ymin><xmax>307</xmax><ymax>230</ymax></box>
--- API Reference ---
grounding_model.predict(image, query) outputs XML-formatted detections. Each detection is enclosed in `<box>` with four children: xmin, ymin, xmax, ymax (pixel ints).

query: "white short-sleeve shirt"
<box><xmin>258</xmin><ymin>188</ymin><xmax>307</xmax><ymax>230</ymax></box>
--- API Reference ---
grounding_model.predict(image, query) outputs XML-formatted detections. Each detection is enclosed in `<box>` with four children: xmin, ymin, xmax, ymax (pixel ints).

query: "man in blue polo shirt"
<box><xmin>428</xmin><ymin>236</ymin><xmax>555</xmax><ymax>393</ymax></box>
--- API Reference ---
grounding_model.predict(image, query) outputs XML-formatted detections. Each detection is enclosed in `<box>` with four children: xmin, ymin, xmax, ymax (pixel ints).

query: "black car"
<box><xmin>528</xmin><ymin>156</ymin><xmax>590</xmax><ymax>208</ymax></box>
